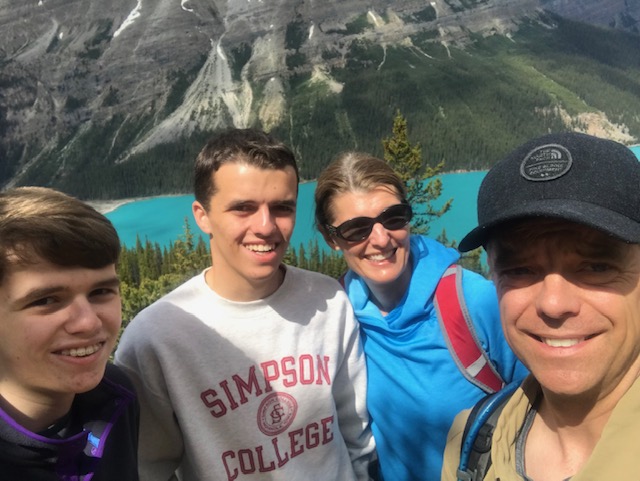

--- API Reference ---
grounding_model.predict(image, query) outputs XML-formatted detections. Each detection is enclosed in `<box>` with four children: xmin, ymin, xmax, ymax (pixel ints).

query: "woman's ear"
<box><xmin>319</xmin><ymin>228</ymin><xmax>340</xmax><ymax>251</ymax></box>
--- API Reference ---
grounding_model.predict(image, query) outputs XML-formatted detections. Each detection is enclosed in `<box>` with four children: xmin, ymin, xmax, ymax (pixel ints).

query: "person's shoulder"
<box><xmin>447</xmin><ymin>406</ymin><xmax>472</xmax><ymax>443</ymax></box>
<box><xmin>411</xmin><ymin>235</ymin><xmax>461</xmax><ymax>274</ymax></box>
<box><xmin>78</xmin><ymin>363</ymin><xmax>137</xmax><ymax>412</ymax></box>
<box><xmin>117</xmin><ymin>273</ymin><xmax>210</xmax><ymax>359</ymax></box>
<box><xmin>156</xmin><ymin>271</ymin><xmax>204</xmax><ymax>300</ymax></box>
<box><xmin>132</xmin><ymin>272</ymin><xmax>203</xmax><ymax>319</ymax></box>
<box><xmin>442</xmin><ymin>407</ymin><xmax>473</xmax><ymax>480</ymax></box>
<box><xmin>282</xmin><ymin>265</ymin><xmax>349</xmax><ymax>305</ymax></box>
<box><xmin>413</xmin><ymin>234</ymin><xmax>458</xmax><ymax>254</ymax></box>
<box><xmin>459</xmin><ymin>267</ymin><xmax>497</xmax><ymax>303</ymax></box>
<box><xmin>454</xmin><ymin>268</ymin><xmax>501</xmax><ymax>338</ymax></box>
<box><xmin>459</xmin><ymin>265</ymin><xmax>492</xmax><ymax>284</ymax></box>
<box><xmin>285</xmin><ymin>265</ymin><xmax>343</xmax><ymax>288</ymax></box>
<box><xmin>102</xmin><ymin>362</ymin><xmax>137</xmax><ymax>396</ymax></box>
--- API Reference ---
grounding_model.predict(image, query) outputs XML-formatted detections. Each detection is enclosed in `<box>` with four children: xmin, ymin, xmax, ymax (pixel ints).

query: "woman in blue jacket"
<box><xmin>315</xmin><ymin>152</ymin><xmax>527</xmax><ymax>481</ymax></box>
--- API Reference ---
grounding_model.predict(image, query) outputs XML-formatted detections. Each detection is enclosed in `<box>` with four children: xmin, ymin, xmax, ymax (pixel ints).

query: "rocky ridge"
<box><xmin>0</xmin><ymin>0</ymin><xmax>638</xmax><ymax>191</ymax></box>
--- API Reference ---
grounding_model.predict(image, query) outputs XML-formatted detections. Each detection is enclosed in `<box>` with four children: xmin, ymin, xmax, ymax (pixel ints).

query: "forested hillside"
<box><xmin>5</xmin><ymin>9</ymin><xmax>640</xmax><ymax>199</ymax></box>
<box><xmin>277</xmin><ymin>12</ymin><xmax>640</xmax><ymax>177</ymax></box>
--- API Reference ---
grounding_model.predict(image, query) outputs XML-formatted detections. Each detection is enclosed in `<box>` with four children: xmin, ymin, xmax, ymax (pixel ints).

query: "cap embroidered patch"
<box><xmin>520</xmin><ymin>143</ymin><xmax>572</xmax><ymax>181</ymax></box>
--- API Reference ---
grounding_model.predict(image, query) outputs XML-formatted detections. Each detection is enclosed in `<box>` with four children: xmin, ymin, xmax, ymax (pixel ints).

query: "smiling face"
<box><xmin>325</xmin><ymin>187</ymin><xmax>412</xmax><ymax>302</ymax></box>
<box><xmin>488</xmin><ymin>219</ymin><xmax>640</xmax><ymax>402</ymax></box>
<box><xmin>0</xmin><ymin>260</ymin><xmax>121</xmax><ymax>416</ymax></box>
<box><xmin>193</xmin><ymin>161</ymin><xmax>298</xmax><ymax>301</ymax></box>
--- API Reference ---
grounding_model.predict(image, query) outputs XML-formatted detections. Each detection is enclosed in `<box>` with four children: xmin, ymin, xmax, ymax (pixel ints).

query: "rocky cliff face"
<box><xmin>0</xmin><ymin>0</ymin><xmax>637</xmax><ymax>191</ymax></box>
<box><xmin>543</xmin><ymin>0</ymin><xmax>640</xmax><ymax>29</ymax></box>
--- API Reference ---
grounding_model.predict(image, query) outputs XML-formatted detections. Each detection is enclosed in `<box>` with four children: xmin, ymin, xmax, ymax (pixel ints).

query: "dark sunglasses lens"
<box><xmin>338</xmin><ymin>219</ymin><xmax>374</xmax><ymax>241</ymax></box>
<box><xmin>380</xmin><ymin>204</ymin><xmax>412</xmax><ymax>230</ymax></box>
<box><xmin>336</xmin><ymin>204</ymin><xmax>411</xmax><ymax>241</ymax></box>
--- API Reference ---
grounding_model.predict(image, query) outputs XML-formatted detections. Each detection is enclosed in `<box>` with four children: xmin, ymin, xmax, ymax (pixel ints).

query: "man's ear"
<box><xmin>192</xmin><ymin>201</ymin><xmax>212</xmax><ymax>235</ymax></box>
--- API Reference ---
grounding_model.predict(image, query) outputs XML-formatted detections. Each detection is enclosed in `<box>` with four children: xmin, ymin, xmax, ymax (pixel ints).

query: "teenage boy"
<box><xmin>115</xmin><ymin>128</ymin><xmax>375</xmax><ymax>481</ymax></box>
<box><xmin>0</xmin><ymin>186</ymin><xmax>139</xmax><ymax>479</ymax></box>
<box><xmin>442</xmin><ymin>132</ymin><xmax>640</xmax><ymax>481</ymax></box>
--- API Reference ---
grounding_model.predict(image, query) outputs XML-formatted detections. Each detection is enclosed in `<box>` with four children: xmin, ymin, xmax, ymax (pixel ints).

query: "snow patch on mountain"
<box><xmin>114</xmin><ymin>0</ymin><xmax>142</xmax><ymax>38</ymax></box>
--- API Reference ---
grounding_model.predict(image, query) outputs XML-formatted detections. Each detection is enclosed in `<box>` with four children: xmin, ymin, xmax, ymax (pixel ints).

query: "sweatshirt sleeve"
<box><xmin>114</xmin><ymin>306</ymin><xmax>184</xmax><ymax>481</ymax></box>
<box><xmin>331</xmin><ymin>289</ymin><xmax>377</xmax><ymax>481</ymax></box>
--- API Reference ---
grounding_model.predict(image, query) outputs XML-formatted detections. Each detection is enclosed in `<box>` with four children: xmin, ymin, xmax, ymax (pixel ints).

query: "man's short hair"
<box><xmin>194</xmin><ymin>128</ymin><xmax>299</xmax><ymax>209</ymax></box>
<box><xmin>0</xmin><ymin>186</ymin><xmax>120</xmax><ymax>283</ymax></box>
<box><xmin>459</xmin><ymin>132</ymin><xmax>640</xmax><ymax>252</ymax></box>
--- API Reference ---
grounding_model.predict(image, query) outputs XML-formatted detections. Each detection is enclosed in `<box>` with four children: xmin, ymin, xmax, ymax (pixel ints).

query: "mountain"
<box><xmin>1</xmin><ymin>0</ymin><xmax>639</xmax><ymax>198</ymax></box>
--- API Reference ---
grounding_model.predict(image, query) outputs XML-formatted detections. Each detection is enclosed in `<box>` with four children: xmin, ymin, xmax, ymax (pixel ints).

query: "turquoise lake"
<box><xmin>107</xmin><ymin>146</ymin><xmax>640</xmax><ymax>251</ymax></box>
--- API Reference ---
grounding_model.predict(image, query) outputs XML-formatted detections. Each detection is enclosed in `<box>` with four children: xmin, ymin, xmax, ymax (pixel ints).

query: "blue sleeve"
<box><xmin>460</xmin><ymin>268</ymin><xmax>529</xmax><ymax>384</ymax></box>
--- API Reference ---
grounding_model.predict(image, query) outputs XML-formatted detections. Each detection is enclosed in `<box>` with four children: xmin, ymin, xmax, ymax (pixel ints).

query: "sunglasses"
<box><xmin>325</xmin><ymin>203</ymin><xmax>413</xmax><ymax>242</ymax></box>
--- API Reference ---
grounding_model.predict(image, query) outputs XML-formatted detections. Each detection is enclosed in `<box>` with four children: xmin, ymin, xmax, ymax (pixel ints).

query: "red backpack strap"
<box><xmin>434</xmin><ymin>264</ymin><xmax>504</xmax><ymax>394</ymax></box>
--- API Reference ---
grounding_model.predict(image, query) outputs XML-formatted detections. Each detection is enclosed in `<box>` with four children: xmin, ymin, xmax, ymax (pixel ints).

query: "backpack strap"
<box><xmin>435</xmin><ymin>265</ymin><xmax>504</xmax><ymax>394</ymax></box>
<box><xmin>456</xmin><ymin>381</ymin><xmax>519</xmax><ymax>481</ymax></box>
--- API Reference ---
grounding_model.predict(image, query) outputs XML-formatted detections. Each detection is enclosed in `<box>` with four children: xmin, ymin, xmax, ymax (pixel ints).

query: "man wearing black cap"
<box><xmin>442</xmin><ymin>132</ymin><xmax>640</xmax><ymax>481</ymax></box>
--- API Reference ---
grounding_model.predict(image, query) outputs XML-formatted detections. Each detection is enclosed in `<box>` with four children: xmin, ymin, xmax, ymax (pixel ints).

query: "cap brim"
<box><xmin>458</xmin><ymin>199</ymin><xmax>640</xmax><ymax>252</ymax></box>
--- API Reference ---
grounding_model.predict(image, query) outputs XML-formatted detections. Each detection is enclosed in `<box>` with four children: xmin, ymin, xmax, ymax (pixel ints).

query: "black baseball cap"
<box><xmin>458</xmin><ymin>132</ymin><xmax>640</xmax><ymax>252</ymax></box>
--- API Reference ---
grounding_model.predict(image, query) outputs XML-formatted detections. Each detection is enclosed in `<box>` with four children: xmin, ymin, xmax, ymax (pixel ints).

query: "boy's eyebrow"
<box><xmin>226</xmin><ymin>199</ymin><xmax>297</xmax><ymax>207</ymax></box>
<box><xmin>13</xmin><ymin>286</ymin><xmax>65</xmax><ymax>307</ymax></box>
<box><xmin>12</xmin><ymin>275</ymin><xmax>120</xmax><ymax>307</ymax></box>
<box><xmin>95</xmin><ymin>276</ymin><xmax>122</xmax><ymax>289</ymax></box>
<box><xmin>224</xmin><ymin>199</ymin><xmax>255</xmax><ymax>209</ymax></box>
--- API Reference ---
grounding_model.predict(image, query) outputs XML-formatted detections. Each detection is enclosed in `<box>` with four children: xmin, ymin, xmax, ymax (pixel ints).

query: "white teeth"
<box><xmin>541</xmin><ymin>338</ymin><xmax>581</xmax><ymax>347</ymax></box>
<box><xmin>367</xmin><ymin>251</ymin><xmax>393</xmax><ymax>261</ymax></box>
<box><xmin>246</xmin><ymin>244</ymin><xmax>275</xmax><ymax>252</ymax></box>
<box><xmin>60</xmin><ymin>343</ymin><xmax>101</xmax><ymax>357</ymax></box>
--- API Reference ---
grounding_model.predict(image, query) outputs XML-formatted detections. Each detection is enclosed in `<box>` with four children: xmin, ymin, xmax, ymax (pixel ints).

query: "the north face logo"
<box><xmin>520</xmin><ymin>144</ymin><xmax>573</xmax><ymax>181</ymax></box>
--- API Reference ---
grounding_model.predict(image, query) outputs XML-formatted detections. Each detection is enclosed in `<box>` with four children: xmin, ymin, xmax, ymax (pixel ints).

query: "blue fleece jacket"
<box><xmin>343</xmin><ymin>236</ymin><xmax>527</xmax><ymax>481</ymax></box>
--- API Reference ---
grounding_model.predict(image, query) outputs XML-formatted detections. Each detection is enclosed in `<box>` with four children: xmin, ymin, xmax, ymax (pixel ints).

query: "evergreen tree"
<box><xmin>382</xmin><ymin>110</ymin><xmax>452</xmax><ymax>235</ymax></box>
<box><xmin>322</xmin><ymin>249</ymin><xmax>347</xmax><ymax>279</ymax></box>
<box><xmin>459</xmin><ymin>248</ymin><xmax>487</xmax><ymax>278</ymax></box>
<box><xmin>283</xmin><ymin>246</ymin><xmax>298</xmax><ymax>267</ymax></box>
<box><xmin>194</xmin><ymin>235</ymin><xmax>209</xmax><ymax>260</ymax></box>
<box><xmin>382</xmin><ymin>112</ymin><xmax>488</xmax><ymax>277</ymax></box>
<box><xmin>297</xmin><ymin>244</ymin><xmax>307</xmax><ymax>270</ymax></box>
<box><xmin>437</xmin><ymin>229</ymin><xmax>487</xmax><ymax>277</ymax></box>
<box><xmin>118</xmin><ymin>220</ymin><xmax>210</xmax><ymax>324</ymax></box>
<box><xmin>307</xmin><ymin>239</ymin><xmax>321</xmax><ymax>273</ymax></box>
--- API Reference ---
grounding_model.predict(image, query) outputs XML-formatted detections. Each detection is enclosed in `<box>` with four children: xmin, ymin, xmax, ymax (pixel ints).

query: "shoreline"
<box><xmin>89</xmin><ymin>146</ymin><xmax>640</xmax><ymax>213</ymax></box>
<box><xmin>87</xmin><ymin>198</ymin><xmax>141</xmax><ymax>214</ymax></box>
<box><xmin>88</xmin><ymin>179</ymin><xmax>319</xmax><ymax>214</ymax></box>
<box><xmin>88</xmin><ymin>193</ymin><xmax>188</xmax><ymax>214</ymax></box>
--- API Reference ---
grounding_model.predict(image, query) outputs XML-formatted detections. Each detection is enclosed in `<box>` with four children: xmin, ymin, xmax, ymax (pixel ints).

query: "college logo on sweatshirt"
<box><xmin>257</xmin><ymin>392</ymin><xmax>298</xmax><ymax>436</ymax></box>
<box><xmin>200</xmin><ymin>354</ymin><xmax>331</xmax><ymax>418</ymax></box>
<box><xmin>199</xmin><ymin>353</ymin><xmax>337</xmax><ymax>480</ymax></box>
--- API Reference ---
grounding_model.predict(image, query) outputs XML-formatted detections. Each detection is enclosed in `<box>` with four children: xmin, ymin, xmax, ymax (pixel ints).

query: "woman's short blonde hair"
<box><xmin>314</xmin><ymin>152</ymin><xmax>407</xmax><ymax>234</ymax></box>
